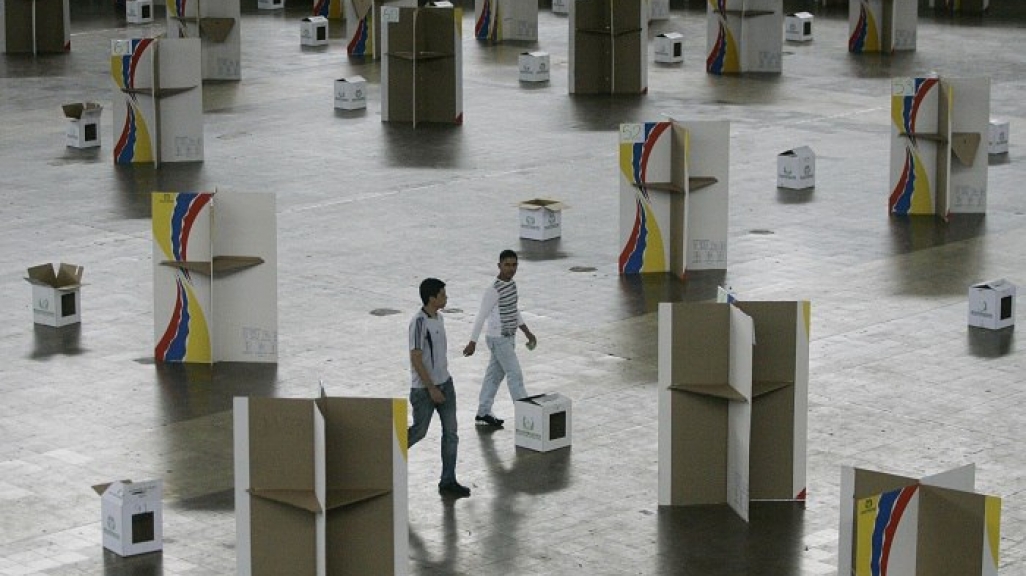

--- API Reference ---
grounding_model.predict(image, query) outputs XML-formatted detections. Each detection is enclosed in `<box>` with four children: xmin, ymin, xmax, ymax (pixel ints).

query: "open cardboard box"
<box><xmin>25</xmin><ymin>263</ymin><xmax>84</xmax><ymax>327</ymax></box>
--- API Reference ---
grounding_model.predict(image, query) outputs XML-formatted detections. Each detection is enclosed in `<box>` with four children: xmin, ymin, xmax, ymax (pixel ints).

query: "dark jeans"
<box><xmin>408</xmin><ymin>378</ymin><xmax>459</xmax><ymax>485</ymax></box>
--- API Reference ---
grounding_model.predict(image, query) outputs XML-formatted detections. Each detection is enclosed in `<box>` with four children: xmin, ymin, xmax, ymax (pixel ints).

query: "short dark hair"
<box><xmin>419</xmin><ymin>278</ymin><xmax>445</xmax><ymax>305</ymax></box>
<box><xmin>499</xmin><ymin>249</ymin><xmax>518</xmax><ymax>262</ymax></box>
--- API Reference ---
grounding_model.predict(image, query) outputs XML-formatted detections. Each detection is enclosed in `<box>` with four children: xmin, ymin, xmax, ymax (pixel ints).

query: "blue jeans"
<box><xmin>477</xmin><ymin>335</ymin><xmax>528</xmax><ymax>417</ymax></box>
<box><xmin>408</xmin><ymin>378</ymin><xmax>459</xmax><ymax>486</ymax></box>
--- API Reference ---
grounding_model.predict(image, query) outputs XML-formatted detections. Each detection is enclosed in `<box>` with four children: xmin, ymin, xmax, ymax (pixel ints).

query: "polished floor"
<box><xmin>1</xmin><ymin>1</ymin><xmax>1025</xmax><ymax>574</ymax></box>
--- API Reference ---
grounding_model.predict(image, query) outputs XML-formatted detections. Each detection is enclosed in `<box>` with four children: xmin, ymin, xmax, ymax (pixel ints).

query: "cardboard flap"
<box><xmin>249</xmin><ymin>488</ymin><xmax>324</xmax><ymax>513</ymax></box>
<box><xmin>200</xmin><ymin>17</ymin><xmax>236</xmax><ymax>43</ymax></box>
<box><xmin>25</xmin><ymin>263</ymin><xmax>83</xmax><ymax>289</ymax></box>
<box><xmin>62</xmin><ymin>103</ymin><xmax>103</xmax><ymax>120</ymax></box>
<box><xmin>352</xmin><ymin>0</ymin><xmax>373</xmax><ymax>19</ymax></box>
<box><xmin>752</xmin><ymin>380</ymin><xmax>793</xmax><ymax>398</ymax></box>
<box><xmin>325</xmin><ymin>487</ymin><xmax>391</xmax><ymax>510</ymax></box>
<box><xmin>951</xmin><ymin>132</ymin><xmax>981</xmax><ymax>166</ymax></box>
<box><xmin>91</xmin><ymin>479</ymin><xmax>132</xmax><ymax>496</ymax></box>
<box><xmin>519</xmin><ymin>393</ymin><xmax>568</xmax><ymax>406</ymax></box>
<box><xmin>519</xmin><ymin>199</ymin><xmax>568</xmax><ymax>211</ymax></box>
<box><xmin>921</xmin><ymin>463</ymin><xmax>976</xmax><ymax>491</ymax></box>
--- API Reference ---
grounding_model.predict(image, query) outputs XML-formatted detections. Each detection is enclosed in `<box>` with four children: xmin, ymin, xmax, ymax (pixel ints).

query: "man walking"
<box><xmin>463</xmin><ymin>250</ymin><xmax>537</xmax><ymax>427</ymax></box>
<box><xmin>408</xmin><ymin>278</ymin><xmax>470</xmax><ymax>498</ymax></box>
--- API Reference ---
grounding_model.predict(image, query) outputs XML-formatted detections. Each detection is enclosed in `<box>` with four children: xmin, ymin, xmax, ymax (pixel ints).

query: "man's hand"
<box><xmin>463</xmin><ymin>341</ymin><xmax>477</xmax><ymax>357</ymax></box>
<box><xmin>428</xmin><ymin>385</ymin><xmax>446</xmax><ymax>405</ymax></box>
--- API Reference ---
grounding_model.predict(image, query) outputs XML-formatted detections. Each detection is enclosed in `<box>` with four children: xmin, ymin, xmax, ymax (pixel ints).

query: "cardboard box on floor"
<box><xmin>381</xmin><ymin>2</ymin><xmax>463</xmax><ymax>125</ymax></box>
<box><xmin>62</xmin><ymin>103</ymin><xmax>102</xmax><ymax>148</ymax></box>
<box><xmin>777</xmin><ymin>146</ymin><xmax>815</xmax><ymax>190</ymax></box>
<box><xmin>618</xmin><ymin>120</ymin><xmax>730</xmax><ymax>278</ymax></box>
<box><xmin>334</xmin><ymin>75</ymin><xmax>367</xmax><ymax>110</ymax></box>
<box><xmin>785</xmin><ymin>12</ymin><xmax>813</xmax><ymax>42</ymax></box>
<box><xmin>968</xmin><ymin>279</ymin><xmax>1016</xmax><ymax>330</ymax></box>
<box><xmin>706</xmin><ymin>0</ymin><xmax>782</xmax><ymax>75</ymax></box>
<box><xmin>167</xmin><ymin>0</ymin><xmax>241</xmax><ymax>80</ymax></box>
<box><xmin>234</xmin><ymin>394</ymin><xmax>408</xmax><ymax>576</ymax></box>
<box><xmin>837</xmin><ymin>464</ymin><xmax>1001</xmax><ymax>576</ymax></box>
<box><xmin>152</xmin><ymin>191</ymin><xmax>277</xmax><ymax>364</ymax></box>
<box><xmin>92</xmin><ymin>480</ymin><xmax>163</xmax><ymax>557</ymax></box>
<box><xmin>127</xmin><ymin>0</ymin><xmax>154</xmax><ymax>23</ymax></box>
<box><xmin>849</xmin><ymin>0</ymin><xmax>917</xmax><ymax>53</ymax></box>
<box><xmin>658</xmin><ymin>300</ymin><xmax>811</xmax><ymax>521</ymax></box>
<box><xmin>111</xmin><ymin>37</ymin><xmax>204</xmax><ymax>166</ymax></box>
<box><xmin>25</xmin><ymin>263</ymin><xmax>84</xmax><ymax>327</ymax></box>
<box><xmin>0</xmin><ymin>0</ymin><xmax>70</xmax><ymax>54</ymax></box>
<box><xmin>569</xmin><ymin>0</ymin><xmax>647</xmax><ymax>94</ymax></box>
<box><xmin>301</xmin><ymin>15</ymin><xmax>330</xmax><ymax>46</ymax></box>
<box><xmin>518</xmin><ymin>50</ymin><xmax>549</xmax><ymax>82</ymax></box>
<box><xmin>475</xmin><ymin>0</ymin><xmax>537</xmax><ymax>43</ymax></box>
<box><xmin>653</xmin><ymin>32</ymin><xmax>683</xmax><ymax>64</ymax></box>
<box><xmin>519</xmin><ymin>198</ymin><xmax>565</xmax><ymax>240</ymax></box>
<box><xmin>988</xmin><ymin>119</ymin><xmax>1009</xmax><ymax>154</ymax></box>
<box><xmin>515</xmin><ymin>393</ymin><xmax>572</xmax><ymax>452</ymax></box>
<box><xmin>888</xmin><ymin>76</ymin><xmax>990</xmax><ymax>218</ymax></box>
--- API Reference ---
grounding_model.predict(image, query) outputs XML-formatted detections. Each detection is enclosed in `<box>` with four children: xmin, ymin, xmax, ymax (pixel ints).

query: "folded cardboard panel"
<box><xmin>235</xmin><ymin>397</ymin><xmax>326</xmax><ymax>576</ymax></box>
<box><xmin>569</xmin><ymin>0</ymin><xmax>646</xmax><ymax>94</ymax></box>
<box><xmin>945</xmin><ymin>77</ymin><xmax>990</xmax><ymax>214</ymax></box>
<box><xmin>1</xmin><ymin>0</ymin><xmax>69</xmax><ymax>53</ymax></box>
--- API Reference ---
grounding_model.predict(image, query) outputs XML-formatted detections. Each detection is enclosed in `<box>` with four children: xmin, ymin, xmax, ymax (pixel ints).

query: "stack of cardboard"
<box><xmin>838</xmin><ymin>464</ymin><xmax>1001</xmax><ymax>576</ymax></box>
<box><xmin>234</xmin><ymin>395</ymin><xmax>408</xmax><ymax>575</ymax></box>
<box><xmin>475</xmin><ymin>0</ymin><xmax>537</xmax><ymax>43</ymax></box>
<box><xmin>166</xmin><ymin>0</ymin><xmax>242</xmax><ymax>80</ymax></box>
<box><xmin>849</xmin><ymin>0</ymin><xmax>917</xmax><ymax>53</ymax></box>
<box><xmin>110</xmin><ymin>37</ymin><xmax>203</xmax><ymax>166</ymax></box>
<box><xmin>658</xmin><ymin>301</ymin><xmax>811</xmax><ymax>521</ymax></box>
<box><xmin>706</xmin><ymin>0</ymin><xmax>783</xmax><ymax>75</ymax></box>
<box><xmin>888</xmin><ymin>76</ymin><xmax>990</xmax><ymax>218</ymax></box>
<box><xmin>618</xmin><ymin>120</ymin><xmax>729</xmax><ymax>278</ymax></box>
<box><xmin>381</xmin><ymin>2</ymin><xmax>463</xmax><ymax>125</ymax></box>
<box><xmin>152</xmin><ymin>191</ymin><xmax>277</xmax><ymax>364</ymax></box>
<box><xmin>0</xmin><ymin>0</ymin><xmax>70</xmax><ymax>54</ymax></box>
<box><xmin>569</xmin><ymin>0</ymin><xmax>647</xmax><ymax>94</ymax></box>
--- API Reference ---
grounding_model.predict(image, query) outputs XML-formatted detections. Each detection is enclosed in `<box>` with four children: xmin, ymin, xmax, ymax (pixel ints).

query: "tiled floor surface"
<box><xmin>1</xmin><ymin>1</ymin><xmax>1025</xmax><ymax>574</ymax></box>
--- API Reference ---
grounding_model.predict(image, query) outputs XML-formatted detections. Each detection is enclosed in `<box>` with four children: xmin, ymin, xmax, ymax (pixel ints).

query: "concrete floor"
<box><xmin>1</xmin><ymin>1</ymin><xmax>1025</xmax><ymax>574</ymax></box>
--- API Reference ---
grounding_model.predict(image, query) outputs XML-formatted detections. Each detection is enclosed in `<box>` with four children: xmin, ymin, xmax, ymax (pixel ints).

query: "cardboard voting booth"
<box><xmin>988</xmin><ymin>119</ymin><xmax>1009</xmax><ymax>155</ymax></box>
<box><xmin>166</xmin><ymin>0</ymin><xmax>241</xmax><ymax>80</ymax></box>
<box><xmin>344</xmin><ymin>1</ymin><xmax>417</xmax><ymax>58</ymax></box>
<box><xmin>569</xmin><ymin>0</ymin><xmax>647</xmax><ymax>94</ymax></box>
<box><xmin>127</xmin><ymin>0</ymin><xmax>154</xmax><ymax>23</ymax></box>
<box><xmin>654</xmin><ymin>32</ymin><xmax>683</xmax><ymax>64</ymax></box>
<box><xmin>888</xmin><ymin>76</ymin><xmax>990</xmax><ymax>218</ymax></box>
<box><xmin>777</xmin><ymin>146</ymin><xmax>815</xmax><ymax>190</ymax></box>
<box><xmin>381</xmin><ymin>3</ymin><xmax>463</xmax><ymax>125</ymax></box>
<box><xmin>313</xmin><ymin>0</ymin><xmax>342</xmax><ymax>18</ymax></box>
<box><xmin>930</xmin><ymin>0</ymin><xmax>989</xmax><ymax>14</ymax></box>
<box><xmin>234</xmin><ymin>395</ymin><xmax>408</xmax><ymax>576</ymax></box>
<box><xmin>475</xmin><ymin>0</ymin><xmax>537</xmax><ymax>43</ymax></box>
<box><xmin>152</xmin><ymin>191</ymin><xmax>277</xmax><ymax>364</ymax></box>
<box><xmin>334</xmin><ymin>75</ymin><xmax>367</xmax><ymax>110</ymax></box>
<box><xmin>301</xmin><ymin>15</ymin><xmax>329</xmax><ymax>46</ymax></box>
<box><xmin>968</xmin><ymin>279</ymin><xmax>1015</xmax><ymax>330</ymax></box>
<box><xmin>658</xmin><ymin>301</ymin><xmax>811</xmax><ymax>521</ymax></box>
<box><xmin>648</xmin><ymin>0</ymin><xmax>669</xmax><ymax>21</ymax></box>
<box><xmin>62</xmin><ymin>103</ymin><xmax>102</xmax><ymax>149</ymax></box>
<box><xmin>838</xmin><ymin>464</ymin><xmax>1001</xmax><ymax>576</ymax></box>
<box><xmin>618</xmin><ymin>120</ymin><xmax>730</xmax><ymax>278</ymax></box>
<box><xmin>93</xmin><ymin>480</ymin><xmax>163</xmax><ymax>557</ymax></box>
<box><xmin>785</xmin><ymin>11</ymin><xmax>812</xmax><ymax>42</ymax></box>
<box><xmin>0</xmin><ymin>0</ymin><xmax>70</xmax><ymax>54</ymax></box>
<box><xmin>111</xmin><ymin>38</ymin><xmax>203</xmax><ymax>167</ymax></box>
<box><xmin>519</xmin><ymin>198</ymin><xmax>565</xmax><ymax>240</ymax></box>
<box><xmin>518</xmin><ymin>50</ymin><xmax>549</xmax><ymax>82</ymax></box>
<box><xmin>515</xmin><ymin>393</ymin><xmax>572</xmax><ymax>452</ymax></box>
<box><xmin>25</xmin><ymin>263</ymin><xmax>83</xmax><ymax>327</ymax></box>
<box><xmin>706</xmin><ymin>0</ymin><xmax>783</xmax><ymax>75</ymax></box>
<box><xmin>849</xmin><ymin>0</ymin><xmax>917</xmax><ymax>53</ymax></box>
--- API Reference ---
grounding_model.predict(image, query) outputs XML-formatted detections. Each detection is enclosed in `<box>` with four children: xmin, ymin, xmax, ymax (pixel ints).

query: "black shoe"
<box><xmin>438</xmin><ymin>481</ymin><xmax>471</xmax><ymax>498</ymax></box>
<box><xmin>475</xmin><ymin>414</ymin><xmax>504</xmax><ymax>427</ymax></box>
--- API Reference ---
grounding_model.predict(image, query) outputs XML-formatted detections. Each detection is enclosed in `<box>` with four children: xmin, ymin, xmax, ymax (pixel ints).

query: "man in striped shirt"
<box><xmin>463</xmin><ymin>250</ymin><xmax>537</xmax><ymax>427</ymax></box>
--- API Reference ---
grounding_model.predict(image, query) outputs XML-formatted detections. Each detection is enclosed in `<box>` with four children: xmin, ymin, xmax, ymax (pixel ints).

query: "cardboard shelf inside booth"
<box><xmin>326</xmin><ymin>488</ymin><xmax>392</xmax><ymax>510</ymax></box>
<box><xmin>669</xmin><ymin>382</ymin><xmax>747</xmax><ymax>401</ymax></box>
<box><xmin>951</xmin><ymin>132</ymin><xmax>982</xmax><ymax>166</ymax></box>
<box><xmin>159</xmin><ymin>256</ymin><xmax>264</xmax><ymax>275</ymax></box>
<box><xmin>898</xmin><ymin>131</ymin><xmax>947</xmax><ymax>142</ymax></box>
<box><xmin>121</xmin><ymin>87</ymin><xmax>196</xmax><ymax>99</ymax></box>
<box><xmin>389</xmin><ymin>50</ymin><xmax>452</xmax><ymax>61</ymax></box>
<box><xmin>199</xmin><ymin>18</ymin><xmax>237</xmax><ymax>43</ymax></box>
<box><xmin>248</xmin><ymin>488</ymin><xmax>323</xmax><ymax>513</ymax></box>
<box><xmin>632</xmin><ymin>177</ymin><xmax>719</xmax><ymax>194</ymax></box>
<box><xmin>752</xmin><ymin>380</ymin><xmax>794</xmax><ymax>398</ymax></box>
